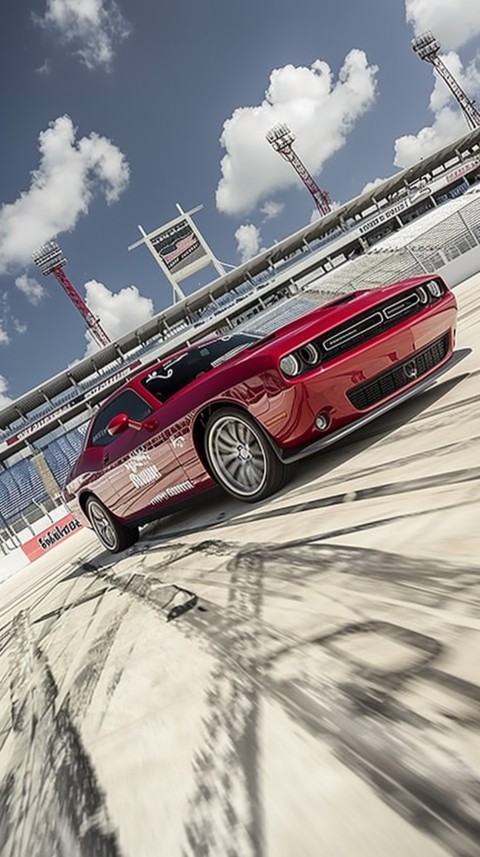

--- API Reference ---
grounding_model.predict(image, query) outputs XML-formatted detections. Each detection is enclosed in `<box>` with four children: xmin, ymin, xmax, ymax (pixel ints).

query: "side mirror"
<box><xmin>107</xmin><ymin>413</ymin><xmax>159</xmax><ymax>436</ymax></box>
<box><xmin>107</xmin><ymin>413</ymin><xmax>130</xmax><ymax>436</ymax></box>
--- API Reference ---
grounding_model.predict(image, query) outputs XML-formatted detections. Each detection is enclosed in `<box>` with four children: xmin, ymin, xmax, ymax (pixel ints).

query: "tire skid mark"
<box><xmin>293</xmin><ymin>683</ymin><xmax>480</xmax><ymax>857</ymax></box>
<box><xmin>186</xmin><ymin>542</ymin><xmax>480</xmax><ymax>857</ymax></box>
<box><xmin>83</xmin><ymin>544</ymin><xmax>294</xmax><ymax>857</ymax></box>
<box><xmin>33</xmin><ymin>586</ymin><xmax>110</xmax><ymax>626</ymax></box>
<box><xmin>274</xmin><ymin>673</ymin><xmax>480</xmax><ymax>857</ymax></box>
<box><xmin>127</xmin><ymin>461</ymin><xmax>480</xmax><ymax>544</ymax></box>
<box><xmin>1</xmin><ymin>610</ymin><xmax>122</xmax><ymax>857</ymax></box>
<box><xmin>87</xmin><ymin>535</ymin><xmax>480</xmax><ymax>857</ymax></box>
<box><xmin>246</xmin><ymin>466</ymin><xmax>480</xmax><ymax>526</ymax></box>
<box><xmin>309</xmin><ymin>434</ymin><xmax>480</xmax><ymax>496</ymax></box>
<box><xmin>414</xmin><ymin>381</ymin><xmax>480</xmax><ymax>411</ymax></box>
<box><xmin>258</xmin><ymin>546</ymin><xmax>480</xmax><ymax>854</ymax></box>
<box><xmin>157</xmin><ymin>490</ymin><xmax>478</xmax><ymax>546</ymax></box>
<box><xmin>271</xmin><ymin>497</ymin><xmax>478</xmax><ymax>548</ymax></box>
<box><xmin>181</xmin><ymin>550</ymin><xmax>267</xmax><ymax>857</ymax></box>
<box><xmin>2</xmin><ymin>442</ymin><xmax>478</xmax><ymax>857</ymax></box>
<box><xmin>83</xmin><ymin>563</ymin><xmax>199</xmax><ymax>623</ymax></box>
<box><xmin>67</xmin><ymin>609</ymin><xmax>130</xmax><ymax>722</ymax></box>
<box><xmin>0</xmin><ymin>771</ymin><xmax>14</xmax><ymax>854</ymax></box>
<box><xmin>33</xmin><ymin>575</ymin><xmax>123</xmax><ymax>696</ymax></box>
<box><xmin>231</xmin><ymin>542</ymin><xmax>480</xmax><ymax>856</ymax></box>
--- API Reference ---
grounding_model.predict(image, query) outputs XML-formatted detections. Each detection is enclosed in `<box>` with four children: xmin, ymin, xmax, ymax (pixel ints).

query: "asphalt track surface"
<box><xmin>1</xmin><ymin>274</ymin><xmax>479</xmax><ymax>857</ymax></box>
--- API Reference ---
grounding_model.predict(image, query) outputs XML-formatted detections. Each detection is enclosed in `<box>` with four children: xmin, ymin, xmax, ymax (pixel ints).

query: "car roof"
<box><xmin>93</xmin><ymin>331</ymin><xmax>253</xmax><ymax>411</ymax></box>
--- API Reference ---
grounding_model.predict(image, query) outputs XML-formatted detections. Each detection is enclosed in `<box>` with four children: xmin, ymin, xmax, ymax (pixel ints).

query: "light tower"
<box><xmin>266</xmin><ymin>123</ymin><xmax>332</xmax><ymax>216</ymax></box>
<box><xmin>32</xmin><ymin>241</ymin><xmax>111</xmax><ymax>349</ymax></box>
<box><xmin>412</xmin><ymin>31</ymin><xmax>480</xmax><ymax>130</ymax></box>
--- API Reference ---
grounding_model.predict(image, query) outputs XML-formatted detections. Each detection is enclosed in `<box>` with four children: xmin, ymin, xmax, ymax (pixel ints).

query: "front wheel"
<box><xmin>204</xmin><ymin>408</ymin><xmax>287</xmax><ymax>502</ymax></box>
<box><xmin>85</xmin><ymin>496</ymin><xmax>139</xmax><ymax>553</ymax></box>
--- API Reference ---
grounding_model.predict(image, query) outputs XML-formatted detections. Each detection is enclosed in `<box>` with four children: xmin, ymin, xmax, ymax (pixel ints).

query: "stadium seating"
<box><xmin>43</xmin><ymin>427</ymin><xmax>87</xmax><ymax>489</ymax></box>
<box><xmin>0</xmin><ymin>459</ymin><xmax>50</xmax><ymax>523</ymax></box>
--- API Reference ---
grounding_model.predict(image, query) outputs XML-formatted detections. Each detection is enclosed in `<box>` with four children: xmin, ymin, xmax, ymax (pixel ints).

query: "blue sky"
<box><xmin>1</xmin><ymin>0</ymin><xmax>480</xmax><ymax>403</ymax></box>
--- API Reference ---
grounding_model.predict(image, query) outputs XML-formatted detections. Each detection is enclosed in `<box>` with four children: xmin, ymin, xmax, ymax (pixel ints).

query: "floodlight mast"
<box><xmin>266</xmin><ymin>123</ymin><xmax>331</xmax><ymax>216</ymax></box>
<box><xmin>32</xmin><ymin>241</ymin><xmax>111</xmax><ymax>349</ymax></box>
<box><xmin>412</xmin><ymin>32</ymin><xmax>480</xmax><ymax>130</ymax></box>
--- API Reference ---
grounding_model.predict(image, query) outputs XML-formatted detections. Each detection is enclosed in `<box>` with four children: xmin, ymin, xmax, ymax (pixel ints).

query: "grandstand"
<box><xmin>1</xmin><ymin>127</ymin><xmax>480</xmax><ymax>554</ymax></box>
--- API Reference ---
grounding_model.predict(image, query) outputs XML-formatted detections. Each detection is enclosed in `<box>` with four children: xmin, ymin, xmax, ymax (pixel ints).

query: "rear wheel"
<box><xmin>85</xmin><ymin>496</ymin><xmax>139</xmax><ymax>553</ymax></box>
<box><xmin>204</xmin><ymin>408</ymin><xmax>287</xmax><ymax>502</ymax></box>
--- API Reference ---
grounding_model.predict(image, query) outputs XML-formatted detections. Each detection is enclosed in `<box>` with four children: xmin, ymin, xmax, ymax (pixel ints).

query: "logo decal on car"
<box><xmin>403</xmin><ymin>361</ymin><xmax>418</xmax><ymax>379</ymax></box>
<box><xmin>171</xmin><ymin>436</ymin><xmax>186</xmax><ymax>449</ymax></box>
<box><xmin>123</xmin><ymin>449</ymin><xmax>161</xmax><ymax>488</ymax></box>
<box><xmin>124</xmin><ymin>449</ymin><xmax>151</xmax><ymax>472</ymax></box>
<box><xmin>150</xmin><ymin>480</ymin><xmax>194</xmax><ymax>505</ymax></box>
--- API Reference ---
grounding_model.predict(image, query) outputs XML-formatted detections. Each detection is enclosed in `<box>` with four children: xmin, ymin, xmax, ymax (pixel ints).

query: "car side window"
<box><xmin>89</xmin><ymin>390</ymin><xmax>153</xmax><ymax>447</ymax></box>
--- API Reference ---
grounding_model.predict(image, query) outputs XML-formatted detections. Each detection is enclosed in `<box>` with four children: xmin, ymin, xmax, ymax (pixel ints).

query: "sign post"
<box><xmin>128</xmin><ymin>205</ymin><xmax>226</xmax><ymax>304</ymax></box>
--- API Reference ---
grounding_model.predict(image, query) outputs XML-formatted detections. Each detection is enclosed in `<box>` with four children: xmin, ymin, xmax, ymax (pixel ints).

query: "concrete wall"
<box><xmin>440</xmin><ymin>244</ymin><xmax>480</xmax><ymax>287</ymax></box>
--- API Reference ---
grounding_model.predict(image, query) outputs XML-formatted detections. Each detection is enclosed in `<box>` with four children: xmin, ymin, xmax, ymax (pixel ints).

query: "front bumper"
<box><xmin>275</xmin><ymin>344</ymin><xmax>456</xmax><ymax>464</ymax></box>
<box><xmin>261</xmin><ymin>295</ymin><xmax>457</xmax><ymax>455</ymax></box>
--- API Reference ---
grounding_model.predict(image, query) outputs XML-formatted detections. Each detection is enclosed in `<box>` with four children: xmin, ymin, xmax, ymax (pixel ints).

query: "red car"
<box><xmin>65</xmin><ymin>275</ymin><xmax>457</xmax><ymax>552</ymax></box>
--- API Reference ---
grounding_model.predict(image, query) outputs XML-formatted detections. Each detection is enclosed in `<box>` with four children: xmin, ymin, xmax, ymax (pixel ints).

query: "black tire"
<box><xmin>85</xmin><ymin>496</ymin><xmax>139</xmax><ymax>553</ymax></box>
<box><xmin>204</xmin><ymin>408</ymin><xmax>287</xmax><ymax>502</ymax></box>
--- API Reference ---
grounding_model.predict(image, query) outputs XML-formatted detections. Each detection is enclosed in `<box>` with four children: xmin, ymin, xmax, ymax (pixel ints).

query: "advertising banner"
<box><xmin>21</xmin><ymin>513</ymin><xmax>83</xmax><ymax>562</ymax></box>
<box><xmin>446</xmin><ymin>154</ymin><xmax>480</xmax><ymax>183</ymax></box>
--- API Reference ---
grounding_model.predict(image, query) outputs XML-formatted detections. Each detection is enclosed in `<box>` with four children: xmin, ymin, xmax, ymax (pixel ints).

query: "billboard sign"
<box><xmin>150</xmin><ymin>218</ymin><xmax>210</xmax><ymax>282</ymax></box>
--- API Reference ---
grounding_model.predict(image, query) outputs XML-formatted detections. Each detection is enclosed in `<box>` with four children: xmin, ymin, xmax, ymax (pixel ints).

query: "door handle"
<box><xmin>102</xmin><ymin>453</ymin><xmax>110</xmax><ymax>465</ymax></box>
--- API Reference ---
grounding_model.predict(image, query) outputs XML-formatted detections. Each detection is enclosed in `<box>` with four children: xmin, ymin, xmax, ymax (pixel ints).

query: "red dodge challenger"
<box><xmin>65</xmin><ymin>275</ymin><xmax>457</xmax><ymax>552</ymax></box>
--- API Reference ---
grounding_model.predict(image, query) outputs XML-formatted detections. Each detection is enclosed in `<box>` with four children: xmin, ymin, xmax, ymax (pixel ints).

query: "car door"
<box><xmin>88</xmin><ymin>388</ymin><xmax>188</xmax><ymax>521</ymax></box>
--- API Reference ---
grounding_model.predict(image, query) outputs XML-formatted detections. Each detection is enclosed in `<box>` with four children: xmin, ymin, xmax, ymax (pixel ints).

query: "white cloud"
<box><xmin>395</xmin><ymin>107</ymin><xmax>466</xmax><ymax>168</ymax></box>
<box><xmin>0</xmin><ymin>295</ymin><xmax>10</xmax><ymax>345</ymax></box>
<box><xmin>13</xmin><ymin>319</ymin><xmax>27</xmax><ymax>335</ymax></box>
<box><xmin>36</xmin><ymin>59</ymin><xmax>52</xmax><ymax>76</ymax></box>
<box><xmin>394</xmin><ymin>51</ymin><xmax>480</xmax><ymax>168</ymax></box>
<box><xmin>235</xmin><ymin>224</ymin><xmax>262</xmax><ymax>263</ymax></box>
<box><xmin>216</xmin><ymin>50</ymin><xmax>378</xmax><ymax>216</ymax></box>
<box><xmin>0</xmin><ymin>375</ymin><xmax>12</xmax><ymax>407</ymax></box>
<box><xmin>15</xmin><ymin>274</ymin><xmax>46</xmax><ymax>305</ymax></box>
<box><xmin>0</xmin><ymin>115</ymin><xmax>129</xmax><ymax>275</ymax></box>
<box><xmin>36</xmin><ymin>0</ymin><xmax>131</xmax><ymax>70</ymax></box>
<box><xmin>260</xmin><ymin>201</ymin><xmax>285</xmax><ymax>221</ymax></box>
<box><xmin>406</xmin><ymin>0</ymin><xmax>480</xmax><ymax>51</ymax></box>
<box><xmin>84</xmin><ymin>280</ymin><xmax>155</xmax><ymax>350</ymax></box>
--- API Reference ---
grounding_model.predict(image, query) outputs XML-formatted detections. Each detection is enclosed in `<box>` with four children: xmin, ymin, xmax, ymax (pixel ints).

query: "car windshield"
<box><xmin>141</xmin><ymin>333</ymin><xmax>259</xmax><ymax>402</ymax></box>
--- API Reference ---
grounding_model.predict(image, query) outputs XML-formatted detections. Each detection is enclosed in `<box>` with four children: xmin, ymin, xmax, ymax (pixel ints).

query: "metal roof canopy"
<box><xmin>1</xmin><ymin>126</ymin><xmax>479</xmax><ymax>432</ymax></box>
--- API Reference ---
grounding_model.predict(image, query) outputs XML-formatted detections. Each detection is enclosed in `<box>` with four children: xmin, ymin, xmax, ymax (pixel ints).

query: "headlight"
<box><xmin>417</xmin><ymin>286</ymin><xmax>429</xmax><ymax>304</ymax></box>
<box><xmin>298</xmin><ymin>343</ymin><xmax>320</xmax><ymax>366</ymax></box>
<box><xmin>279</xmin><ymin>353</ymin><xmax>301</xmax><ymax>377</ymax></box>
<box><xmin>426</xmin><ymin>279</ymin><xmax>444</xmax><ymax>298</ymax></box>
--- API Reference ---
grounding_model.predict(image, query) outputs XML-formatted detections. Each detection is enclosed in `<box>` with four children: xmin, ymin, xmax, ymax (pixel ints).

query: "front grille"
<box><xmin>347</xmin><ymin>333</ymin><xmax>450</xmax><ymax>410</ymax></box>
<box><xmin>317</xmin><ymin>286</ymin><xmax>434</xmax><ymax>362</ymax></box>
<box><xmin>322</xmin><ymin>311</ymin><xmax>384</xmax><ymax>353</ymax></box>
